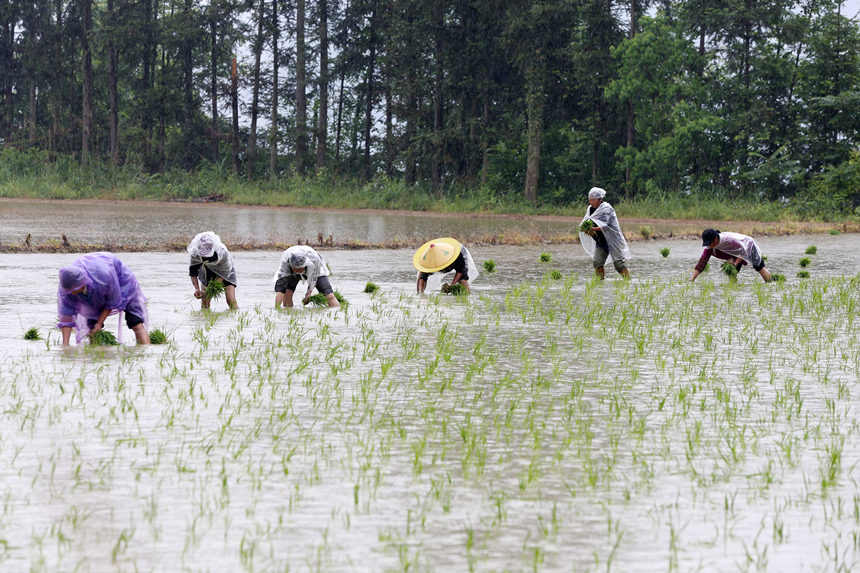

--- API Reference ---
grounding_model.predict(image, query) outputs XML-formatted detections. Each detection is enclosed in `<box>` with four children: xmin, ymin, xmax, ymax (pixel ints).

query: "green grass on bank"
<box><xmin>1</xmin><ymin>149</ymin><xmax>856</xmax><ymax>222</ymax></box>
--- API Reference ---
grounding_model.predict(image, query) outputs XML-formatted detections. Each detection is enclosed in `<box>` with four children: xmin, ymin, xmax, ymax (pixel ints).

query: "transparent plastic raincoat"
<box><xmin>187</xmin><ymin>232</ymin><xmax>237</xmax><ymax>286</ymax></box>
<box><xmin>421</xmin><ymin>243</ymin><xmax>480</xmax><ymax>292</ymax></box>
<box><xmin>704</xmin><ymin>232</ymin><xmax>763</xmax><ymax>267</ymax></box>
<box><xmin>272</xmin><ymin>245</ymin><xmax>330</xmax><ymax>294</ymax></box>
<box><xmin>579</xmin><ymin>202</ymin><xmax>631</xmax><ymax>263</ymax></box>
<box><xmin>57</xmin><ymin>252</ymin><xmax>148</xmax><ymax>343</ymax></box>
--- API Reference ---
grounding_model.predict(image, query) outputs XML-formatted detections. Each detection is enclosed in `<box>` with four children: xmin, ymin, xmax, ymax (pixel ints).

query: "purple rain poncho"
<box><xmin>57</xmin><ymin>252</ymin><xmax>148</xmax><ymax>343</ymax></box>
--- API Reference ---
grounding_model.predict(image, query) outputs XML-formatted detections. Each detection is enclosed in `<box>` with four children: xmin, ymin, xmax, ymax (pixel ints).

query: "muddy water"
<box><xmin>1</xmin><ymin>235</ymin><xmax>859</xmax><ymax>571</ymax></box>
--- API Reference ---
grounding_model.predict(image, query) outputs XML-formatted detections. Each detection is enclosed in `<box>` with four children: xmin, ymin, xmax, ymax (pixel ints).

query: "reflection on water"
<box><xmin>0</xmin><ymin>236</ymin><xmax>858</xmax><ymax>571</ymax></box>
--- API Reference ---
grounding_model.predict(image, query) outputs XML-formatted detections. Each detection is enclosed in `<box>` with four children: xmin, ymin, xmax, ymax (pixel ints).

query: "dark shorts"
<box><xmin>88</xmin><ymin>311</ymin><xmax>143</xmax><ymax>330</ymax></box>
<box><xmin>202</xmin><ymin>267</ymin><xmax>236</xmax><ymax>288</ymax></box>
<box><xmin>418</xmin><ymin>269</ymin><xmax>469</xmax><ymax>282</ymax></box>
<box><xmin>274</xmin><ymin>275</ymin><xmax>334</xmax><ymax>295</ymax></box>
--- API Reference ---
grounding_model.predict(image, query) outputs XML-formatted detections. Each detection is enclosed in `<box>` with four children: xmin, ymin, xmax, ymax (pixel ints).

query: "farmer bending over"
<box><xmin>413</xmin><ymin>237</ymin><xmax>478</xmax><ymax>294</ymax></box>
<box><xmin>691</xmin><ymin>229</ymin><xmax>772</xmax><ymax>282</ymax></box>
<box><xmin>188</xmin><ymin>231</ymin><xmax>238</xmax><ymax>309</ymax></box>
<box><xmin>579</xmin><ymin>187</ymin><xmax>631</xmax><ymax>279</ymax></box>
<box><xmin>273</xmin><ymin>245</ymin><xmax>339</xmax><ymax>308</ymax></box>
<box><xmin>57</xmin><ymin>252</ymin><xmax>150</xmax><ymax>346</ymax></box>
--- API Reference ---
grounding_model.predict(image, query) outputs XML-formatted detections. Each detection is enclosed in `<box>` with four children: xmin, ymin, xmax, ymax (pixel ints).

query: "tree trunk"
<box><xmin>431</xmin><ymin>0</ymin><xmax>444</xmax><ymax>190</ymax></box>
<box><xmin>316</xmin><ymin>0</ymin><xmax>328</xmax><ymax>172</ymax></box>
<box><xmin>182</xmin><ymin>0</ymin><xmax>194</xmax><ymax>168</ymax></box>
<box><xmin>210</xmin><ymin>16</ymin><xmax>219</xmax><ymax>164</ymax></box>
<box><xmin>270</xmin><ymin>0</ymin><xmax>280</xmax><ymax>178</ymax></box>
<box><xmin>296</xmin><ymin>0</ymin><xmax>307</xmax><ymax>175</ymax></box>
<box><xmin>108</xmin><ymin>0</ymin><xmax>119</xmax><ymax>166</ymax></box>
<box><xmin>625</xmin><ymin>0</ymin><xmax>637</xmax><ymax>196</ymax></box>
<box><xmin>335</xmin><ymin>65</ymin><xmax>345</xmax><ymax>164</ymax></box>
<box><xmin>363</xmin><ymin>1</ymin><xmax>377</xmax><ymax>180</ymax></box>
<box><xmin>385</xmin><ymin>83</ymin><xmax>393</xmax><ymax>177</ymax></box>
<box><xmin>231</xmin><ymin>56</ymin><xmax>240</xmax><ymax>174</ymax></box>
<box><xmin>524</xmin><ymin>62</ymin><xmax>544</xmax><ymax>203</ymax></box>
<box><xmin>29</xmin><ymin>79</ymin><xmax>37</xmax><ymax>146</ymax></box>
<box><xmin>248</xmin><ymin>0</ymin><xmax>266</xmax><ymax>178</ymax></box>
<box><xmin>81</xmin><ymin>0</ymin><xmax>94</xmax><ymax>166</ymax></box>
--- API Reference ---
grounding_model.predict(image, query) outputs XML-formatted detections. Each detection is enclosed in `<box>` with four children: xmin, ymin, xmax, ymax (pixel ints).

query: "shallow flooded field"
<box><xmin>1</xmin><ymin>235</ymin><xmax>859</xmax><ymax>571</ymax></box>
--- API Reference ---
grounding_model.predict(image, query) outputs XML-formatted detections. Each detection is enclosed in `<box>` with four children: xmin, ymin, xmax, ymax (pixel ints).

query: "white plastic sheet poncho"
<box><xmin>422</xmin><ymin>243</ymin><xmax>480</xmax><ymax>292</ymax></box>
<box><xmin>579</xmin><ymin>202</ymin><xmax>631</xmax><ymax>263</ymax></box>
<box><xmin>188</xmin><ymin>232</ymin><xmax>237</xmax><ymax>286</ymax></box>
<box><xmin>272</xmin><ymin>245</ymin><xmax>330</xmax><ymax>296</ymax></box>
<box><xmin>710</xmin><ymin>232</ymin><xmax>763</xmax><ymax>266</ymax></box>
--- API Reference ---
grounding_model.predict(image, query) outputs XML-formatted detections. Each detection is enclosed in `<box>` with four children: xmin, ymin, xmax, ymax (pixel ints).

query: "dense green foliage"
<box><xmin>0</xmin><ymin>1</ymin><xmax>858</xmax><ymax>212</ymax></box>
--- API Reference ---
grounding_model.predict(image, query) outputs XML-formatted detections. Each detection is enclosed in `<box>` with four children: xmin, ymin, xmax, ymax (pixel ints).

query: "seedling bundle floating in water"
<box><xmin>660</xmin><ymin>248</ymin><xmax>670</xmax><ymax>258</ymax></box>
<box><xmin>550</xmin><ymin>270</ymin><xmax>562</xmax><ymax>280</ymax></box>
<box><xmin>483</xmin><ymin>259</ymin><xmax>496</xmax><ymax>273</ymax></box>
<box><xmin>363</xmin><ymin>282</ymin><xmax>380</xmax><ymax>294</ymax></box>
<box><xmin>90</xmin><ymin>330</ymin><xmax>119</xmax><ymax>346</ymax></box>
<box><xmin>805</xmin><ymin>245</ymin><xmax>817</xmax><ymax>255</ymax></box>
<box><xmin>149</xmin><ymin>328</ymin><xmax>168</xmax><ymax>345</ymax></box>
<box><xmin>203</xmin><ymin>280</ymin><xmax>225</xmax><ymax>300</ymax></box>
<box><xmin>799</xmin><ymin>257</ymin><xmax>811</xmax><ymax>268</ymax></box>
<box><xmin>24</xmin><ymin>327</ymin><xmax>42</xmax><ymax>340</ymax></box>
<box><xmin>771</xmin><ymin>273</ymin><xmax>786</xmax><ymax>283</ymax></box>
<box><xmin>797</xmin><ymin>270</ymin><xmax>810</xmax><ymax>279</ymax></box>
<box><xmin>539</xmin><ymin>252</ymin><xmax>552</xmax><ymax>263</ymax></box>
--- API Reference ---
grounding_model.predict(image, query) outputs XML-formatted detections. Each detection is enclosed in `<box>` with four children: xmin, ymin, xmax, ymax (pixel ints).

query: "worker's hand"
<box><xmin>302</xmin><ymin>296</ymin><xmax>311</xmax><ymax>305</ymax></box>
<box><xmin>91</xmin><ymin>321</ymin><xmax>104</xmax><ymax>334</ymax></box>
<box><xmin>194</xmin><ymin>289</ymin><xmax>203</xmax><ymax>299</ymax></box>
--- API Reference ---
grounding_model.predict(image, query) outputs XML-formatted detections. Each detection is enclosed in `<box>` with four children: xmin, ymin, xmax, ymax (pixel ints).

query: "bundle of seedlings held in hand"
<box><xmin>306</xmin><ymin>291</ymin><xmax>348</xmax><ymax>307</ymax></box>
<box><xmin>721</xmin><ymin>262</ymin><xmax>740</xmax><ymax>279</ymax></box>
<box><xmin>203</xmin><ymin>280</ymin><xmax>225</xmax><ymax>301</ymax></box>
<box><xmin>441</xmin><ymin>283</ymin><xmax>468</xmax><ymax>296</ymax></box>
<box><xmin>90</xmin><ymin>330</ymin><xmax>119</xmax><ymax>346</ymax></box>
<box><xmin>579</xmin><ymin>219</ymin><xmax>596</xmax><ymax>233</ymax></box>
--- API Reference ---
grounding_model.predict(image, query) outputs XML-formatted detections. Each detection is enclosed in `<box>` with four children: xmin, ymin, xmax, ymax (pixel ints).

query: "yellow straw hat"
<box><xmin>413</xmin><ymin>237</ymin><xmax>462</xmax><ymax>273</ymax></box>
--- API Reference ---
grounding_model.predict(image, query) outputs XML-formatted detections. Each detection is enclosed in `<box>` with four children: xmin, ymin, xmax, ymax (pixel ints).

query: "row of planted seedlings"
<box><xmin>1</xmin><ymin>271</ymin><xmax>859</xmax><ymax>571</ymax></box>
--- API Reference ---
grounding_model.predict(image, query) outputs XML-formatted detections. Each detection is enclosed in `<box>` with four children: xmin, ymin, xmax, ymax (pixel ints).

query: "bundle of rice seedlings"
<box><xmin>770</xmin><ymin>273</ymin><xmax>786</xmax><ymax>283</ymax></box>
<box><xmin>797</xmin><ymin>270</ymin><xmax>810</xmax><ymax>279</ymax></box>
<box><xmin>799</xmin><ymin>257</ymin><xmax>811</xmax><ymax>267</ymax></box>
<box><xmin>24</xmin><ymin>327</ymin><xmax>42</xmax><ymax>340</ymax></box>
<box><xmin>639</xmin><ymin>225</ymin><xmax>651</xmax><ymax>239</ymax></box>
<box><xmin>550</xmin><ymin>270</ymin><xmax>562</xmax><ymax>280</ymax></box>
<box><xmin>90</xmin><ymin>330</ymin><xmax>119</xmax><ymax>346</ymax></box>
<box><xmin>579</xmin><ymin>220</ymin><xmax>595</xmax><ymax>233</ymax></box>
<box><xmin>483</xmin><ymin>259</ymin><xmax>496</xmax><ymax>273</ymax></box>
<box><xmin>660</xmin><ymin>248</ymin><xmax>670</xmax><ymax>258</ymax></box>
<box><xmin>805</xmin><ymin>245</ymin><xmax>817</xmax><ymax>255</ymax></box>
<box><xmin>441</xmin><ymin>283</ymin><xmax>468</xmax><ymax>296</ymax></box>
<box><xmin>149</xmin><ymin>328</ymin><xmax>168</xmax><ymax>345</ymax></box>
<box><xmin>363</xmin><ymin>282</ymin><xmax>380</xmax><ymax>294</ymax></box>
<box><xmin>203</xmin><ymin>280</ymin><xmax>225</xmax><ymax>300</ymax></box>
<box><xmin>334</xmin><ymin>291</ymin><xmax>348</xmax><ymax>307</ymax></box>
<box><xmin>830</xmin><ymin>229</ymin><xmax>840</xmax><ymax>235</ymax></box>
<box><xmin>307</xmin><ymin>291</ymin><xmax>348</xmax><ymax>307</ymax></box>
<box><xmin>539</xmin><ymin>252</ymin><xmax>552</xmax><ymax>263</ymax></box>
<box><xmin>721</xmin><ymin>262</ymin><xmax>739</xmax><ymax>279</ymax></box>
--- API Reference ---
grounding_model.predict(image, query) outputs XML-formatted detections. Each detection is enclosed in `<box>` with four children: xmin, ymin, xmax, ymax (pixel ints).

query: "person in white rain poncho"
<box><xmin>188</xmin><ymin>232</ymin><xmax>238</xmax><ymax>309</ymax></box>
<box><xmin>691</xmin><ymin>229</ymin><xmax>772</xmax><ymax>282</ymax></box>
<box><xmin>579</xmin><ymin>187</ymin><xmax>631</xmax><ymax>279</ymax></box>
<box><xmin>273</xmin><ymin>245</ymin><xmax>339</xmax><ymax>308</ymax></box>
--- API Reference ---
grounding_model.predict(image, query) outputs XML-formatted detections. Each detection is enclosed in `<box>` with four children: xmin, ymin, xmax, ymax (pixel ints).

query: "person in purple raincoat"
<box><xmin>57</xmin><ymin>252</ymin><xmax>150</xmax><ymax>346</ymax></box>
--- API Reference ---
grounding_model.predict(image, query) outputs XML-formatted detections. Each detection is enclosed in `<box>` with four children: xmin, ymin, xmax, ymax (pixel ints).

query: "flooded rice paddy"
<box><xmin>1</xmin><ymin>233</ymin><xmax>859</xmax><ymax>571</ymax></box>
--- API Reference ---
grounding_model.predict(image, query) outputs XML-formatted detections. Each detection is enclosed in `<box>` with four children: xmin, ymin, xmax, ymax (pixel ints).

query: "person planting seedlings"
<box><xmin>691</xmin><ymin>229</ymin><xmax>772</xmax><ymax>283</ymax></box>
<box><xmin>578</xmin><ymin>187</ymin><xmax>631</xmax><ymax>280</ymax></box>
<box><xmin>188</xmin><ymin>231</ymin><xmax>238</xmax><ymax>310</ymax></box>
<box><xmin>57</xmin><ymin>252</ymin><xmax>150</xmax><ymax>346</ymax></box>
<box><xmin>273</xmin><ymin>245</ymin><xmax>339</xmax><ymax>308</ymax></box>
<box><xmin>413</xmin><ymin>237</ymin><xmax>478</xmax><ymax>295</ymax></box>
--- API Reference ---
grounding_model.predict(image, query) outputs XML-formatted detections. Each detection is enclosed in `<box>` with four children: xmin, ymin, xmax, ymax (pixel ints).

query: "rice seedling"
<box><xmin>771</xmin><ymin>274</ymin><xmax>786</xmax><ymax>283</ymax></box>
<box><xmin>539</xmin><ymin>252</ymin><xmax>552</xmax><ymax>263</ymax></box>
<box><xmin>363</xmin><ymin>282</ymin><xmax>380</xmax><ymax>294</ymax></box>
<box><xmin>550</xmin><ymin>270</ymin><xmax>562</xmax><ymax>280</ymax></box>
<box><xmin>441</xmin><ymin>283</ymin><xmax>468</xmax><ymax>296</ymax></box>
<box><xmin>797</xmin><ymin>270</ymin><xmax>810</xmax><ymax>278</ymax></box>
<box><xmin>660</xmin><ymin>248</ymin><xmax>670</xmax><ymax>258</ymax></box>
<box><xmin>830</xmin><ymin>229</ymin><xmax>840</xmax><ymax>235</ymax></box>
<box><xmin>307</xmin><ymin>291</ymin><xmax>348</xmax><ymax>307</ymax></box>
<box><xmin>149</xmin><ymin>328</ymin><xmax>168</xmax><ymax>344</ymax></box>
<box><xmin>90</xmin><ymin>330</ymin><xmax>119</xmax><ymax>346</ymax></box>
<box><xmin>24</xmin><ymin>327</ymin><xmax>42</xmax><ymax>340</ymax></box>
<box><xmin>799</xmin><ymin>257</ymin><xmax>811</xmax><ymax>267</ymax></box>
<box><xmin>721</xmin><ymin>262</ymin><xmax>739</xmax><ymax>279</ymax></box>
<box><xmin>203</xmin><ymin>279</ymin><xmax>225</xmax><ymax>300</ymax></box>
<box><xmin>579</xmin><ymin>220</ymin><xmax>595</xmax><ymax>233</ymax></box>
<box><xmin>639</xmin><ymin>225</ymin><xmax>651</xmax><ymax>239</ymax></box>
<box><xmin>805</xmin><ymin>246</ymin><xmax>817</xmax><ymax>255</ymax></box>
<box><xmin>483</xmin><ymin>259</ymin><xmax>496</xmax><ymax>273</ymax></box>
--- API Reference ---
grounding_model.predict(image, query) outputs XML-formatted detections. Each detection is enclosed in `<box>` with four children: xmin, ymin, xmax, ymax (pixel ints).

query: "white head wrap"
<box><xmin>289</xmin><ymin>251</ymin><xmax>308</xmax><ymax>269</ymax></box>
<box><xmin>188</xmin><ymin>231</ymin><xmax>221</xmax><ymax>257</ymax></box>
<box><xmin>588</xmin><ymin>187</ymin><xmax>606</xmax><ymax>200</ymax></box>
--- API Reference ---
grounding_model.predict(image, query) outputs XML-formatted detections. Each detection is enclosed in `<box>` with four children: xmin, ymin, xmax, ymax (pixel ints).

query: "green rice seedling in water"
<box><xmin>149</xmin><ymin>328</ymin><xmax>168</xmax><ymax>345</ymax></box>
<box><xmin>483</xmin><ymin>259</ymin><xmax>496</xmax><ymax>273</ymax></box>
<box><xmin>539</xmin><ymin>252</ymin><xmax>552</xmax><ymax>263</ymax></box>
<box><xmin>24</xmin><ymin>327</ymin><xmax>42</xmax><ymax>340</ymax></box>
<box><xmin>204</xmin><ymin>279</ymin><xmax>225</xmax><ymax>300</ymax></box>
<box><xmin>550</xmin><ymin>270</ymin><xmax>562</xmax><ymax>280</ymax></box>
<box><xmin>797</xmin><ymin>270</ymin><xmax>810</xmax><ymax>279</ymax></box>
<box><xmin>799</xmin><ymin>257</ymin><xmax>811</xmax><ymax>267</ymax></box>
<box><xmin>771</xmin><ymin>274</ymin><xmax>786</xmax><ymax>283</ymax></box>
<box><xmin>579</xmin><ymin>220</ymin><xmax>595</xmax><ymax>233</ymax></box>
<box><xmin>307</xmin><ymin>291</ymin><xmax>348</xmax><ymax>307</ymax></box>
<box><xmin>830</xmin><ymin>229</ymin><xmax>840</xmax><ymax>235</ymax></box>
<box><xmin>639</xmin><ymin>225</ymin><xmax>651</xmax><ymax>239</ymax></box>
<box><xmin>363</xmin><ymin>282</ymin><xmax>380</xmax><ymax>294</ymax></box>
<box><xmin>90</xmin><ymin>330</ymin><xmax>119</xmax><ymax>346</ymax></box>
<box><xmin>805</xmin><ymin>246</ymin><xmax>817</xmax><ymax>255</ymax></box>
<box><xmin>660</xmin><ymin>248</ymin><xmax>670</xmax><ymax>258</ymax></box>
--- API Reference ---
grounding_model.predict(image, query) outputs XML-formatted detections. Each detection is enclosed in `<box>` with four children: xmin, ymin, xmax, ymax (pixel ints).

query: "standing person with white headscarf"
<box><xmin>273</xmin><ymin>245</ymin><xmax>339</xmax><ymax>308</ymax></box>
<box><xmin>188</xmin><ymin>231</ymin><xmax>238</xmax><ymax>309</ymax></box>
<box><xmin>579</xmin><ymin>187</ymin><xmax>631</xmax><ymax>279</ymax></box>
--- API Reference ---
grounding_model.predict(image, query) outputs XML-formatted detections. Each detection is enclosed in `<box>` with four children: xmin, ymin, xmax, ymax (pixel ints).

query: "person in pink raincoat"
<box><xmin>691</xmin><ymin>229</ymin><xmax>773</xmax><ymax>283</ymax></box>
<box><xmin>57</xmin><ymin>252</ymin><xmax>150</xmax><ymax>346</ymax></box>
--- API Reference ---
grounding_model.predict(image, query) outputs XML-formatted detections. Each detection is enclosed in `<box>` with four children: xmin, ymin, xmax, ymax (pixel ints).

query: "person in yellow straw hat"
<box><xmin>413</xmin><ymin>238</ymin><xmax>478</xmax><ymax>294</ymax></box>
